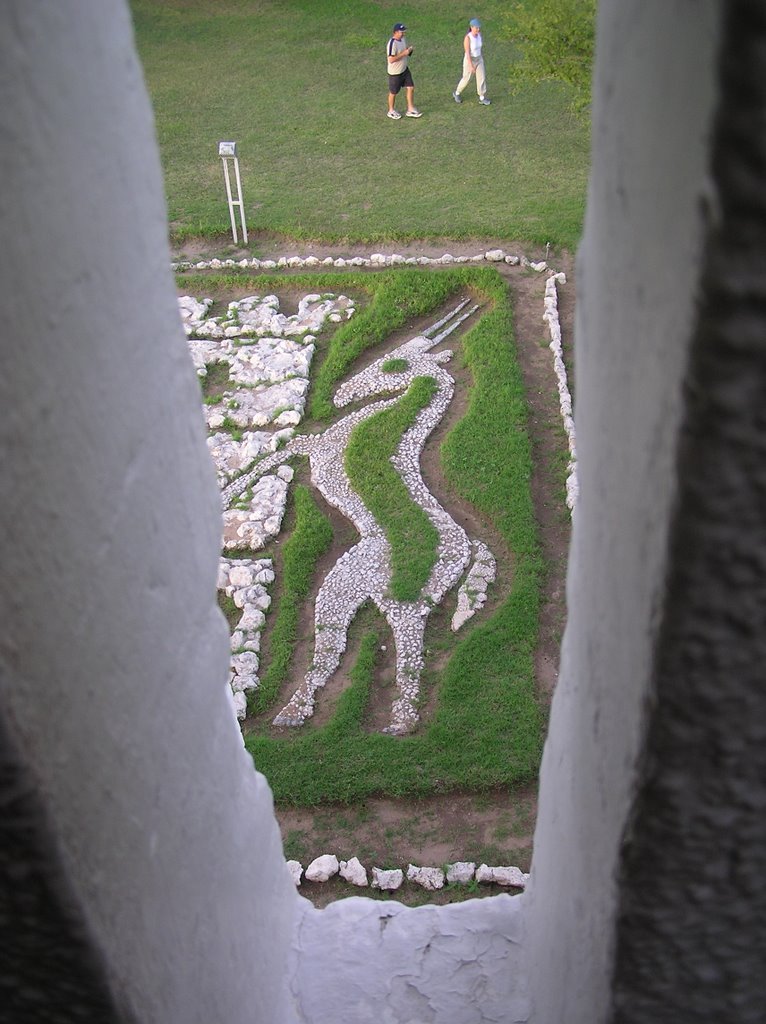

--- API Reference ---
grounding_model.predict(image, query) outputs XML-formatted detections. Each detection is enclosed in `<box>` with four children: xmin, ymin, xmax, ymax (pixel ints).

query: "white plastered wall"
<box><xmin>0</xmin><ymin>3</ymin><xmax>295</xmax><ymax>1022</ymax></box>
<box><xmin>524</xmin><ymin>3</ymin><xmax>722</xmax><ymax>1023</ymax></box>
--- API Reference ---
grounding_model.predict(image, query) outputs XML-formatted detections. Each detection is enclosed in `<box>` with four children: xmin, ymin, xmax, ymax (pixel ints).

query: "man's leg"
<box><xmin>388</xmin><ymin>90</ymin><xmax>397</xmax><ymax>113</ymax></box>
<box><xmin>405</xmin><ymin>85</ymin><xmax>417</xmax><ymax>112</ymax></box>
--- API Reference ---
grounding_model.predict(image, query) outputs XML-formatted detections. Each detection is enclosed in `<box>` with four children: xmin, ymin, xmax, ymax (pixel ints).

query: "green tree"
<box><xmin>506</xmin><ymin>0</ymin><xmax>596</xmax><ymax>114</ymax></box>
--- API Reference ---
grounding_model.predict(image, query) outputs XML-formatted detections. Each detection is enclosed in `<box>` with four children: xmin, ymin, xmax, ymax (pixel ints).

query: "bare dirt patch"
<box><xmin>178</xmin><ymin>242</ymin><xmax>573</xmax><ymax>905</ymax></box>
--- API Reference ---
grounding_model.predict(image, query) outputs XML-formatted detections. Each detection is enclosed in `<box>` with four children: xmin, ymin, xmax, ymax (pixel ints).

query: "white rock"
<box><xmin>485</xmin><ymin>249</ymin><xmax>505</xmax><ymax>262</ymax></box>
<box><xmin>305</xmin><ymin>854</ymin><xmax>339</xmax><ymax>882</ymax></box>
<box><xmin>475</xmin><ymin>864</ymin><xmax>527</xmax><ymax>888</ymax></box>
<box><xmin>371</xmin><ymin>867</ymin><xmax>404</xmax><ymax>891</ymax></box>
<box><xmin>369</xmin><ymin>253</ymin><xmax>386</xmax><ymax>264</ymax></box>
<box><xmin>339</xmin><ymin>857</ymin><xmax>368</xmax><ymax>887</ymax></box>
<box><xmin>530</xmin><ymin>260</ymin><xmax>548</xmax><ymax>273</ymax></box>
<box><xmin>263</xmin><ymin>515</ymin><xmax>282</xmax><ymax>535</ymax></box>
<box><xmin>407</xmin><ymin>865</ymin><xmax>445</xmax><ymax>891</ymax></box>
<box><xmin>333</xmin><ymin>258</ymin><xmax>347</xmax><ymax>268</ymax></box>
<box><xmin>286</xmin><ymin>860</ymin><xmax>303</xmax><ymax>886</ymax></box>
<box><xmin>232</xmin><ymin>691</ymin><xmax>247</xmax><ymax>720</ymax></box>
<box><xmin>231</xmin><ymin>650</ymin><xmax>259</xmax><ymax>675</ymax></box>
<box><xmin>390</xmin><ymin>254</ymin><xmax>406</xmax><ymax>265</ymax></box>
<box><xmin>260</xmin><ymin>259</ymin><xmax>277</xmax><ymax>269</ymax></box>
<box><xmin>237</xmin><ymin>606</ymin><xmax>266</xmax><ymax>631</ymax></box>
<box><xmin>505</xmin><ymin>255</ymin><xmax>520</xmax><ymax>265</ymax></box>
<box><xmin>275</xmin><ymin>410</ymin><xmax>302</xmax><ymax>427</ymax></box>
<box><xmin>276</xmin><ymin>464</ymin><xmax>294</xmax><ymax>482</ymax></box>
<box><xmin>446</xmin><ymin>861</ymin><xmax>476</xmax><ymax>884</ymax></box>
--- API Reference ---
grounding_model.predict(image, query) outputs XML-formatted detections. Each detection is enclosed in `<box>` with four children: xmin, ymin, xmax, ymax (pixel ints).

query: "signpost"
<box><xmin>218</xmin><ymin>141</ymin><xmax>247</xmax><ymax>244</ymax></box>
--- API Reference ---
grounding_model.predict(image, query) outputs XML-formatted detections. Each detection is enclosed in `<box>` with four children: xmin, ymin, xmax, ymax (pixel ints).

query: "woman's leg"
<box><xmin>475</xmin><ymin>58</ymin><xmax>487</xmax><ymax>98</ymax></box>
<box><xmin>455</xmin><ymin>55</ymin><xmax>474</xmax><ymax>96</ymax></box>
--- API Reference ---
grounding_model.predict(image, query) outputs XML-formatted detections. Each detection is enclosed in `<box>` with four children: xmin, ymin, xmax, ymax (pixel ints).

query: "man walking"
<box><xmin>453</xmin><ymin>18</ymin><xmax>491</xmax><ymax>105</ymax></box>
<box><xmin>386</xmin><ymin>23</ymin><xmax>422</xmax><ymax>119</ymax></box>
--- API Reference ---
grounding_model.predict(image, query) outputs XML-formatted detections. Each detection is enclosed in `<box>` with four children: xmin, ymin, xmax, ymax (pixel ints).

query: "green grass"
<box><xmin>130</xmin><ymin>0</ymin><xmax>589</xmax><ymax>247</ymax></box>
<box><xmin>243</xmin><ymin>267</ymin><xmax>544</xmax><ymax>804</ymax></box>
<box><xmin>310</xmin><ymin>270</ymin><xmax>464</xmax><ymax>419</ymax></box>
<box><xmin>382</xmin><ymin>358</ymin><xmax>409</xmax><ymax>373</ymax></box>
<box><xmin>253</xmin><ymin>484</ymin><xmax>333</xmax><ymax>714</ymax></box>
<box><xmin>346</xmin><ymin>376</ymin><xmax>440</xmax><ymax>600</ymax></box>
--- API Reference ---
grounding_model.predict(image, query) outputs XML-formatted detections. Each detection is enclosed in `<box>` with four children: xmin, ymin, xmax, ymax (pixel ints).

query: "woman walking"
<box><xmin>453</xmin><ymin>18</ymin><xmax>490</xmax><ymax>105</ymax></box>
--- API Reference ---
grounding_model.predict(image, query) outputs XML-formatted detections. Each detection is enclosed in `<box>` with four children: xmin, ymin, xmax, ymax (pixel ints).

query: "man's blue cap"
<box><xmin>469</xmin><ymin>18</ymin><xmax>481</xmax><ymax>28</ymax></box>
<box><xmin>393</xmin><ymin>23</ymin><xmax>407</xmax><ymax>32</ymax></box>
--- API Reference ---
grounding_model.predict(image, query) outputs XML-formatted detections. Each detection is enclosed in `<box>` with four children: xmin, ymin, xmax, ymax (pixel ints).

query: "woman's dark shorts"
<box><xmin>388</xmin><ymin>68</ymin><xmax>414</xmax><ymax>94</ymax></box>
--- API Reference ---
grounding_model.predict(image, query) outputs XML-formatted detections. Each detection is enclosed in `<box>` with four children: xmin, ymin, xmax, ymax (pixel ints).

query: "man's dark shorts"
<box><xmin>388</xmin><ymin>68</ymin><xmax>414</xmax><ymax>94</ymax></box>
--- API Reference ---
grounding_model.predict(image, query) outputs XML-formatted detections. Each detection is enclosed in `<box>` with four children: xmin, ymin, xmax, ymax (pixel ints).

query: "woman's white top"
<box><xmin>468</xmin><ymin>31</ymin><xmax>483</xmax><ymax>60</ymax></box>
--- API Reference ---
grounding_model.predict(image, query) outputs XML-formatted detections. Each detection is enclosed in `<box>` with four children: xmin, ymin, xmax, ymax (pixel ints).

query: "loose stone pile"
<box><xmin>182</xmin><ymin>293</ymin><xmax>354</xmax><ymax>441</ymax></box>
<box><xmin>182</xmin><ymin>292</ymin><xmax>355</xmax><ymax>716</ymax></box>
<box><xmin>180</xmin><ymin>291</ymin><xmax>355</xmax><ymax>341</ymax></box>
<box><xmin>286</xmin><ymin>856</ymin><xmax>529</xmax><ymax>893</ymax></box>
<box><xmin>223</xmin><ymin>464</ymin><xmax>293</xmax><ymax>552</ymax></box>
<box><xmin>172</xmin><ymin>249</ymin><xmax>550</xmax><ymax>273</ymax></box>
<box><xmin>207</xmin><ymin>428</ymin><xmax>293</xmax><ymax>488</ymax></box>
<box><xmin>217</xmin><ymin>557</ymin><xmax>275</xmax><ymax>719</ymax></box>
<box><xmin>451</xmin><ymin>540</ymin><xmax>497</xmax><ymax>631</ymax></box>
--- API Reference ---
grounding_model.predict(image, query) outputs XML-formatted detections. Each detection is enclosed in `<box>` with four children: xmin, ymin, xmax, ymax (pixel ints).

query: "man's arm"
<box><xmin>388</xmin><ymin>42</ymin><xmax>413</xmax><ymax>63</ymax></box>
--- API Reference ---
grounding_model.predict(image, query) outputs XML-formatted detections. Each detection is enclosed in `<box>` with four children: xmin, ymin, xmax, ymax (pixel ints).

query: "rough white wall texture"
<box><xmin>289</xmin><ymin>895</ymin><xmax>530</xmax><ymax>1024</ymax></box>
<box><xmin>0</xmin><ymin>2</ymin><xmax>295</xmax><ymax>1022</ymax></box>
<box><xmin>608</xmin><ymin>5</ymin><xmax>766</xmax><ymax>1021</ymax></box>
<box><xmin>524</xmin><ymin>4</ymin><xmax>723</xmax><ymax>1024</ymax></box>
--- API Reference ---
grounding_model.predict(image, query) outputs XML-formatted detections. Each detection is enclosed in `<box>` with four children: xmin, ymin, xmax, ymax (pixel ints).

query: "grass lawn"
<box><xmin>130</xmin><ymin>0</ymin><xmax>589</xmax><ymax>248</ymax></box>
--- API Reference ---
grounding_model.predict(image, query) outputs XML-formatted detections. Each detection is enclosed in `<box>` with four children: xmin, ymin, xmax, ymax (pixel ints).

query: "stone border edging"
<box><xmin>172</xmin><ymin>249</ymin><xmax>552</xmax><ymax>273</ymax></box>
<box><xmin>544</xmin><ymin>273</ymin><xmax>578</xmax><ymax>512</ymax></box>
<box><xmin>286</xmin><ymin>855</ymin><xmax>529</xmax><ymax>894</ymax></box>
